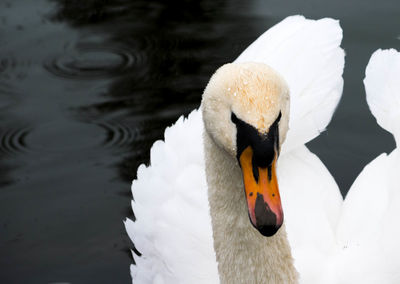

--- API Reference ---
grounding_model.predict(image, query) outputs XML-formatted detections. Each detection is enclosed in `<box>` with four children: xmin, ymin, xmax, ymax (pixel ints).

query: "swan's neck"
<box><xmin>203</xmin><ymin>131</ymin><xmax>298</xmax><ymax>284</ymax></box>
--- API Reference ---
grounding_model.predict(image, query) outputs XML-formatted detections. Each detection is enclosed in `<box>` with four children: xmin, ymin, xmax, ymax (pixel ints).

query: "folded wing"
<box><xmin>333</xmin><ymin>49</ymin><xmax>400</xmax><ymax>284</ymax></box>
<box><xmin>236</xmin><ymin>15</ymin><xmax>345</xmax><ymax>153</ymax></box>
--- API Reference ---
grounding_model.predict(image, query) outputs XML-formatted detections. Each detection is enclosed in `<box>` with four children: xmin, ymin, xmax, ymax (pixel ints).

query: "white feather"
<box><xmin>364</xmin><ymin>48</ymin><xmax>400</xmax><ymax>144</ymax></box>
<box><xmin>278</xmin><ymin>145</ymin><xmax>342</xmax><ymax>283</ymax></box>
<box><xmin>332</xmin><ymin>149</ymin><xmax>400</xmax><ymax>284</ymax></box>
<box><xmin>125</xmin><ymin>110</ymin><xmax>219</xmax><ymax>283</ymax></box>
<box><xmin>236</xmin><ymin>15</ymin><xmax>345</xmax><ymax>153</ymax></box>
<box><xmin>328</xmin><ymin>48</ymin><xmax>400</xmax><ymax>283</ymax></box>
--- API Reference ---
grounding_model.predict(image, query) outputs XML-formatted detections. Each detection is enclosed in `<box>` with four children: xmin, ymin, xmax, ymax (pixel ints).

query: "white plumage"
<box><xmin>330</xmin><ymin>48</ymin><xmax>400</xmax><ymax>283</ymax></box>
<box><xmin>125</xmin><ymin>110</ymin><xmax>219</xmax><ymax>283</ymax></box>
<box><xmin>124</xmin><ymin>16</ymin><xmax>400</xmax><ymax>284</ymax></box>
<box><xmin>364</xmin><ymin>49</ymin><xmax>400</xmax><ymax>143</ymax></box>
<box><xmin>236</xmin><ymin>16</ymin><xmax>344</xmax><ymax>154</ymax></box>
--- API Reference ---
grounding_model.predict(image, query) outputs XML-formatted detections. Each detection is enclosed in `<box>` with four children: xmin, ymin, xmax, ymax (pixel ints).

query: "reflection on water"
<box><xmin>0</xmin><ymin>0</ymin><xmax>399</xmax><ymax>282</ymax></box>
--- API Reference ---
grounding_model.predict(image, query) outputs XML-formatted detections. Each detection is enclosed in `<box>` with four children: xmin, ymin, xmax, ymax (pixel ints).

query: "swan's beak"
<box><xmin>239</xmin><ymin>146</ymin><xmax>283</xmax><ymax>237</ymax></box>
<box><xmin>231</xmin><ymin>111</ymin><xmax>283</xmax><ymax>237</ymax></box>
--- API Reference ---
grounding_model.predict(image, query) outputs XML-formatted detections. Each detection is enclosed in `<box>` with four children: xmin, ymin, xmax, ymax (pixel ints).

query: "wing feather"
<box><xmin>364</xmin><ymin>48</ymin><xmax>400</xmax><ymax>144</ymax></box>
<box><xmin>125</xmin><ymin>110</ymin><xmax>219</xmax><ymax>283</ymax></box>
<box><xmin>236</xmin><ymin>15</ymin><xmax>345</xmax><ymax>153</ymax></box>
<box><xmin>331</xmin><ymin>49</ymin><xmax>400</xmax><ymax>283</ymax></box>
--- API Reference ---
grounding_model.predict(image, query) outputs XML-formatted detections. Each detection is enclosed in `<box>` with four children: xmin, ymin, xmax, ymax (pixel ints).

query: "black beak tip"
<box><xmin>248</xmin><ymin>213</ymin><xmax>283</xmax><ymax>237</ymax></box>
<box><xmin>251</xmin><ymin>193</ymin><xmax>283</xmax><ymax>237</ymax></box>
<box><xmin>256</xmin><ymin>223</ymin><xmax>282</xmax><ymax>237</ymax></box>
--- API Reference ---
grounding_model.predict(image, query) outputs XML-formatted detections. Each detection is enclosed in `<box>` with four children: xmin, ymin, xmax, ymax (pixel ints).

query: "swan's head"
<box><xmin>202</xmin><ymin>62</ymin><xmax>290</xmax><ymax>237</ymax></box>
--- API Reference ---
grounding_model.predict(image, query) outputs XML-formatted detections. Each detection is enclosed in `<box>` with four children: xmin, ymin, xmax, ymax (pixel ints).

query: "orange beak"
<box><xmin>239</xmin><ymin>146</ymin><xmax>283</xmax><ymax>236</ymax></box>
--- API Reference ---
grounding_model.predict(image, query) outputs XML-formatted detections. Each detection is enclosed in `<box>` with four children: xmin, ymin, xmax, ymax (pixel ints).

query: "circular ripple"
<box><xmin>99</xmin><ymin>121</ymin><xmax>138</xmax><ymax>149</ymax></box>
<box><xmin>24</xmin><ymin>121</ymin><xmax>104</xmax><ymax>152</ymax></box>
<box><xmin>20</xmin><ymin>121</ymin><xmax>138</xmax><ymax>153</ymax></box>
<box><xmin>0</xmin><ymin>127</ymin><xmax>31</xmax><ymax>156</ymax></box>
<box><xmin>44</xmin><ymin>43</ymin><xmax>145</xmax><ymax>80</ymax></box>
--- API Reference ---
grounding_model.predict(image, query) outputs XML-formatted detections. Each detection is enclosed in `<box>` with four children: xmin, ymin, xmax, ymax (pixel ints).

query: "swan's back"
<box><xmin>333</xmin><ymin>49</ymin><xmax>400</xmax><ymax>283</ymax></box>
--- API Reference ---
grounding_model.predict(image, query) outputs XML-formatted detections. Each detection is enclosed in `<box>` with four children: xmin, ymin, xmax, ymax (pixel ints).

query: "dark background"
<box><xmin>0</xmin><ymin>0</ymin><xmax>399</xmax><ymax>283</ymax></box>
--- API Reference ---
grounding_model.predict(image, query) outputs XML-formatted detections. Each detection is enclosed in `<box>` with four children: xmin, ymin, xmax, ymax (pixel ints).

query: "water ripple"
<box><xmin>99</xmin><ymin>121</ymin><xmax>138</xmax><ymax>149</ymax></box>
<box><xmin>0</xmin><ymin>127</ymin><xmax>31</xmax><ymax>156</ymax></box>
<box><xmin>44</xmin><ymin>42</ymin><xmax>145</xmax><ymax>80</ymax></box>
<box><xmin>5</xmin><ymin>121</ymin><xmax>140</xmax><ymax>154</ymax></box>
<box><xmin>24</xmin><ymin>121</ymin><xmax>103</xmax><ymax>152</ymax></box>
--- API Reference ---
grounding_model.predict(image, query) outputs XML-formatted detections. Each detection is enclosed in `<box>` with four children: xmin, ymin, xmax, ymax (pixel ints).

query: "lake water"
<box><xmin>0</xmin><ymin>0</ymin><xmax>399</xmax><ymax>282</ymax></box>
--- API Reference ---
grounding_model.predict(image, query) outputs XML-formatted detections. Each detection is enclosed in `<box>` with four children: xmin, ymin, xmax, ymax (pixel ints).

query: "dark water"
<box><xmin>0</xmin><ymin>0</ymin><xmax>399</xmax><ymax>282</ymax></box>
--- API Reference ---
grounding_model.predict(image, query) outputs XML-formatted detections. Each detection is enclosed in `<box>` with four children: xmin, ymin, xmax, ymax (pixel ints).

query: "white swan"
<box><xmin>124</xmin><ymin>15</ymin><xmax>345</xmax><ymax>283</ymax></box>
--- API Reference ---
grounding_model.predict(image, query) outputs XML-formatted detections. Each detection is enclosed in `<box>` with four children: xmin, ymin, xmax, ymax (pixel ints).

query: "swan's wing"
<box><xmin>278</xmin><ymin>145</ymin><xmax>342</xmax><ymax>284</ymax></box>
<box><xmin>332</xmin><ymin>150</ymin><xmax>400</xmax><ymax>284</ymax></box>
<box><xmin>364</xmin><ymin>48</ymin><xmax>400</xmax><ymax>144</ymax></box>
<box><xmin>235</xmin><ymin>15</ymin><xmax>345</xmax><ymax>154</ymax></box>
<box><xmin>124</xmin><ymin>110</ymin><xmax>219</xmax><ymax>284</ymax></box>
<box><xmin>332</xmin><ymin>49</ymin><xmax>400</xmax><ymax>283</ymax></box>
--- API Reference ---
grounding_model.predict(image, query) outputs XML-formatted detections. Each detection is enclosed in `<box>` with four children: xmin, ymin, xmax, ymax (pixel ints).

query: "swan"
<box><xmin>124</xmin><ymin>15</ymin><xmax>345</xmax><ymax>283</ymax></box>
